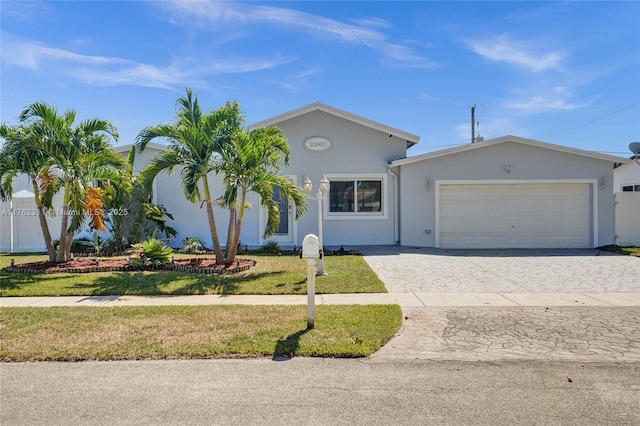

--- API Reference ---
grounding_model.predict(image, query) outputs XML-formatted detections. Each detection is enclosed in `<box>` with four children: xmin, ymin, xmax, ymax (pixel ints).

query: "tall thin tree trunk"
<box><xmin>64</xmin><ymin>230</ymin><xmax>74</xmax><ymax>260</ymax></box>
<box><xmin>32</xmin><ymin>181</ymin><xmax>56</xmax><ymax>262</ymax></box>
<box><xmin>202</xmin><ymin>175</ymin><xmax>224</xmax><ymax>263</ymax></box>
<box><xmin>224</xmin><ymin>206</ymin><xmax>236</xmax><ymax>260</ymax></box>
<box><xmin>55</xmin><ymin>183</ymin><xmax>70</xmax><ymax>263</ymax></box>
<box><xmin>225</xmin><ymin>190</ymin><xmax>246</xmax><ymax>265</ymax></box>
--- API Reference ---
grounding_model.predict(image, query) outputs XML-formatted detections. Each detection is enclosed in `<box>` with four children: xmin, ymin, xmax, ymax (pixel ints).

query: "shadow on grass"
<box><xmin>72</xmin><ymin>270</ymin><xmax>291</xmax><ymax>296</ymax></box>
<box><xmin>272</xmin><ymin>328</ymin><xmax>310</xmax><ymax>361</ymax></box>
<box><xmin>275</xmin><ymin>277</ymin><xmax>306</xmax><ymax>290</ymax></box>
<box><xmin>0</xmin><ymin>272</ymin><xmax>82</xmax><ymax>291</ymax></box>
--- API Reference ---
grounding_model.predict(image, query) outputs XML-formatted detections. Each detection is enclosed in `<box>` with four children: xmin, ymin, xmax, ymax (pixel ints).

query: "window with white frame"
<box><xmin>326</xmin><ymin>175</ymin><xmax>386</xmax><ymax>218</ymax></box>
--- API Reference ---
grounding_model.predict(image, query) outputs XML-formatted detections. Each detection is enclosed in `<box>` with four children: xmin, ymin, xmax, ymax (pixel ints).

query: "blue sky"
<box><xmin>1</xmin><ymin>1</ymin><xmax>639</xmax><ymax>157</ymax></box>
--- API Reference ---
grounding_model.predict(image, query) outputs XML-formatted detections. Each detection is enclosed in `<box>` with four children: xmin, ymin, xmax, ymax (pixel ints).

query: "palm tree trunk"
<box><xmin>224</xmin><ymin>206</ymin><xmax>236</xmax><ymax>260</ymax></box>
<box><xmin>63</xmin><ymin>230</ymin><xmax>74</xmax><ymax>260</ymax></box>
<box><xmin>32</xmin><ymin>181</ymin><xmax>57</xmax><ymax>262</ymax></box>
<box><xmin>55</xmin><ymin>182</ymin><xmax>70</xmax><ymax>263</ymax></box>
<box><xmin>202</xmin><ymin>175</ymin><xmax>225</xmax><ymax>263</ymax></box>
<box><xmin>225</xmin><ymin>190</ymin><xmax>246</xmax><ymax>264</ymax></box>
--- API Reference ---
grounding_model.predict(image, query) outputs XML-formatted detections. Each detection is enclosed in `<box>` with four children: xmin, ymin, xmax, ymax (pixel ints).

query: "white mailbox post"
<box><xmin>301</xmin><ymin>234</ymin><xmax>321</xmax><ymax>329</ymax></box>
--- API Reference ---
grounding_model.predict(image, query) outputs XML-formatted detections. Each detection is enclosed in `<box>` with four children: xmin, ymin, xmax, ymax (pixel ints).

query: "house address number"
<box><xmin>304</xmin><ymin>136</ymin><xmax>331</xmax><ymax>151</ymax></box>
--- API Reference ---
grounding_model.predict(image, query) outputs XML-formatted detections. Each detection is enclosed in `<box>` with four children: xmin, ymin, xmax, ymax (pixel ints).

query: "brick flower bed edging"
<box><xmin>5</xmin><ymin>259</ymin><xmax>257</xmax><ymax>275</ymax></box>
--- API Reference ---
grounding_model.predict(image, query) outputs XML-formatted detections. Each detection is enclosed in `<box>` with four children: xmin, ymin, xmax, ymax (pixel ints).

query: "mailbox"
<box><xmin>301</xmin><ymin>234</ymin><xmax>320</xmax><ymax>258</ymax></box>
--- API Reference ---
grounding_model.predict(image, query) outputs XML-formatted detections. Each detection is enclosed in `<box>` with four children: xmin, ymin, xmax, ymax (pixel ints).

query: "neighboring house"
<box><xmin>613</xmin><ymin>159</ymin><xmax>640</xmax><ymax>193</ymax></box>
<box><xmin>613</xmin><ymin>159</ymin><xmax>640</xmax><ymax>246</ymax></box>
<box><xmin>1</xmin><ymin>103</ymin><xmax>632</xmax><ymax>252</ymax></box>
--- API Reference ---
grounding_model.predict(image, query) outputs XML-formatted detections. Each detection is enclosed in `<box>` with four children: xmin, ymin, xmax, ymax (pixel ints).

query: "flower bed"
<box><xmin>5</xmin><ymin>257</ymin><xmax>256</xmax><ymax>275</ymax></box>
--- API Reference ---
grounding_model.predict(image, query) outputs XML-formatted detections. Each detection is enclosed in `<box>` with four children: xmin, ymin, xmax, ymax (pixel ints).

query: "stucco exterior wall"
<box><xmin>273</xmin><ymin>110</ymin><xmax>407</xmax><ymax>246</ymax></box>
<box><xmin>135</xmin><ymin>110</ymin><xmax>408</xmax><ymax>248</ymax></box>
<box><xmin>397</xmin><ymin>141</ymin><xmax>617</xmax><ymax>248</ymax></box>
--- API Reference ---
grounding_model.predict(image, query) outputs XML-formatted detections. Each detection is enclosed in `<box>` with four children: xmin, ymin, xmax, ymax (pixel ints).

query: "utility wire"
<box><xmin>543</xmin><ymin>101</ymin><xmax>640</xmax><ymax>137</ymax></box>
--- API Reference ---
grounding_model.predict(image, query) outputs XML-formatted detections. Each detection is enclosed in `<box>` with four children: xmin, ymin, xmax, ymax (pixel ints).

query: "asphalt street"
<box><xmin>1</xmin><ymin>358</ymin><xmax>639</xmax><ymax>426</ymax></box>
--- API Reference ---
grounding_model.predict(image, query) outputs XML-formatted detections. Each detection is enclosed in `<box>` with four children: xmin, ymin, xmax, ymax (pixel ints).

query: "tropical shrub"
<box><xmin>178</xmin><ymin>237</ymin><xmax>206</xmax><ymax>254</ymax></box>
<box><xmin>99</xmin><ymin>236</ymin><xmax>130</xmax><ymax>257</ymax></box>
<box><xmin>258</xmin><ymin>239</ymin><xmax>281</xmax><ymax>255</ymax></box>
<box><xmin>132</xmin><ymin>238</ymin><xmax>173</xmax><ymax>264</ymax></box>
<box><xmin>61</xmin><ymin>237</ymin><xmax>95</xmax><ymax>254</ymax></box>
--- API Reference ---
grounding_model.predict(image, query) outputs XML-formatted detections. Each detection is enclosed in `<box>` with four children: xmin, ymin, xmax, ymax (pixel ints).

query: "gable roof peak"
<box><xmin>248</xmin><ymin>102</ymin><xmax>420</xmax><ymax>148</ymax></box>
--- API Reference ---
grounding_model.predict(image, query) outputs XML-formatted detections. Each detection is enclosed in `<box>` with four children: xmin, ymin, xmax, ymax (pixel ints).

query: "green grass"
<box><xmin>0</xmin><ymin>253</ymin><xmax>387</xmax><ymax>296</ymax></box>
<box><xmin>0</xmin><ymin>304</ymin><xmax>402</xmax><ymax>361</ymax></box>
<box><xmin>598</xmin><ymin>245</ymin><xmax>640</xmax><ymax>257</ymax></box>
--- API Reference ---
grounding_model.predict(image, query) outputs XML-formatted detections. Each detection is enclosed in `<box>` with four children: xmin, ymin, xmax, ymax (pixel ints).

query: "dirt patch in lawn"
<box><xmin>5</xmin><ymin>257</ymin><xmax>256</xmax><ymax>275</ymax></box>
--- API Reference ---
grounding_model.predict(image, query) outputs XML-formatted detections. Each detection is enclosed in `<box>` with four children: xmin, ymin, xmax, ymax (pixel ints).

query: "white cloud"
<box><xmin>465</xmin><ymin>34</ymin><xmax>566</xmax><ymax>73</ymax></box>
<box><xmin>349</xmin><ymin>17</ymin><xmax>393</xmax><ymax>29</ymax></box>
<box><xmin>506</xmin><ymin>97</ymin><xmax>589</xmax><ymax>113</ymax></box>
<box><xmin>164</xmin><ymin>1</ymin><xmax>440</xmax><ymax>69</ymax></box>
<box><xmin>1</xmin><ymin>33</ymin><xmax>129</xmax><ymax>70</ymax></box>
<box><xmin>382</xmin><ymin>44</ymin><xmax>442</xmax><ymax>68</ymax></box>
<box><xmin>1</xmin><ymin>32</ymin><xmax>289</xmax><ymax>89</ymax></box>
<box><xmin>0</xmin><ymin>1</ymin><xmax>53</xmax><ymax>21</ymax></box>
<box><xmin>262</xmin><ymin>67</ymin><xmax>323</xmax><ymax>92</ymax></box>
<box><xmin>505</xmin><ymin>86</ymin><xmax>594</xmax><ymax>113</ymax></box>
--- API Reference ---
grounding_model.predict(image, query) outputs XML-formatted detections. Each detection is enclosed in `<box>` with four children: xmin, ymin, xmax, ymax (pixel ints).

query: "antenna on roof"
<box><xmin>471</xmin><ymin>104</ymin><xmax>483</xmax><ymax>143</ymax></box>
<box><xmin>630</xmin><ymin>141</ymin><xmax>640</xmax><ymax>165</ymax></box>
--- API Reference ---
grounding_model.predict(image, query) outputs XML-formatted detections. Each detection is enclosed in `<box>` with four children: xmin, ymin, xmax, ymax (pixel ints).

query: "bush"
<box><xmin>132</xmin><ymin>238</ymin><xmax>174</xmax><ymax>264</ymax></box>
<box><xmin>178</xmin><ymin>237</ymin><xmax>206</xmax><ymax>254</ymax></box>
<box><xmin>56</xmin><ymin>238</ymin><xmax>95</xmax><ymax>254</ymax></box>
<box><xmin>99</xmin><ymin>237</ymin><xmax>131</xmax><ymax>257</ymax></box>
<box><xmin>258</xmin><ymin>240</ymin><xmax>281</xmax><ymax>255</ymax></box>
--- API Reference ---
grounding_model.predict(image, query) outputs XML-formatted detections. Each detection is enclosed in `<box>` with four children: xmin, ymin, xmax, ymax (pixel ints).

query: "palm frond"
<box><xmin>138</xmin><ymin>148</ymin><xmax>181</xmax><ymax>188</ymax></box>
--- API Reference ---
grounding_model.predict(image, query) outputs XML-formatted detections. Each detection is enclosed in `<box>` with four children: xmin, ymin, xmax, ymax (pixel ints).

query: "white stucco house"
<box><xmin>1</xmin><ymin>102</ymin><xmax>633</xmax><ymax>252</ymax></box>
<box><xmin>613</xmin><ymin>159</ymin><xmax>640</xmax><ymax>246</ymax></box>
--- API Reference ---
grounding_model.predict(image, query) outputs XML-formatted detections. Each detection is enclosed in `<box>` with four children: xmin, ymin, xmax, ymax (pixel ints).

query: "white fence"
<box><xmin>0</xmin><ymin>192</ymin><xmax>63</xmax><ymax>253</ymax></box>
<box><xmin>615</xmin><ymin>192</ymin><xmax>640</xmax><ymax>247</ymax></box>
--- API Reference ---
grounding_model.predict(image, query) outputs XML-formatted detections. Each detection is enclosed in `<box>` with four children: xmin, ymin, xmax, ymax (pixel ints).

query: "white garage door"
<box><xmin>438</xmin><ymin>183</ymin><xmax>592</xmax><ymax>249</ymax></box>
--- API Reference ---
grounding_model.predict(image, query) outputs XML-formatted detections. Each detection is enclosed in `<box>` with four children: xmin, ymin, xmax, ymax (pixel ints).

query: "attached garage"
<box><xmin>390</xmin><ymin>136</ymin><xmax>626</xmax><ymax>249</ymax></box>
<box><xmin>437</xmin><ymin>182</ymin><xmax>593</xmax><ymax>248</ymax></box>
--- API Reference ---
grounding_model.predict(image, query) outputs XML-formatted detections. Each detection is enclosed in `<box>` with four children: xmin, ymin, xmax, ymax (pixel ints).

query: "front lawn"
<box><xmin>0</xmin><ymin>304</ymin><xmax>402</xmax><ymax>361</ymax></box>
<box><xmin>0</xmin><ymin>253</ymin><xmax>387</xmax><ymax>296</ymax></box>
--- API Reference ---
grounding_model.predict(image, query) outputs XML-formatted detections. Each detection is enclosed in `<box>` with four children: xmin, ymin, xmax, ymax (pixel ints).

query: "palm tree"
<box><xmin>219</xmin><ymin>126</ymin><xmax>307</xmax><ymax>264</ymax></box>
<box><xmin>0</xmin><ymin>124</ymin><xmax>59</xmax><ymax>261</ymax></box>
<box><xmin>18</xmin><ymin>102</ymin><xmax>124</xmax><ymax>262</ymax></box>
<box><xmin>135</xmin><ymin>88</ymin><xmax>242</xmax><ymax>263</ymax></box>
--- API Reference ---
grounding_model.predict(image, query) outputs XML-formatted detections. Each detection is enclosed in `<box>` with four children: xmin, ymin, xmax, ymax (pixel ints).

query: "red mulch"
<box><xmin>9</xmin><ymin>257</ymin><xmax>255</xmax><ymax>274</ymax></box>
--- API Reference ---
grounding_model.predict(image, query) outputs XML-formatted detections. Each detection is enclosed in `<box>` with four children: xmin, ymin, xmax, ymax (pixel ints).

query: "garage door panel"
<box><xmin>439</xmin><ymin>183</ymin><xmax>591</xmax><ymax>249</ymax></box>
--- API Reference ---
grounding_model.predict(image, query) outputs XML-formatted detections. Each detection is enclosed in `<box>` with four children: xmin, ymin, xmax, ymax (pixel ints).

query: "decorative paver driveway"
<box><xmin>361</xmin><ymin>247</ymin><xmax>640</xmax><ymax>293</ymax></box>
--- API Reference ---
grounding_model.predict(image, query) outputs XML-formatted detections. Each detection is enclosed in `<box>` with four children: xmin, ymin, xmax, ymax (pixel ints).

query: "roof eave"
<box><xmin>390</xmin><ymin>135</ymin><xmax>630</xmax><ymax>167</ymax></box>
<box><xmin>115</xmin><ymin>142</ymin><xmax>167</xmax><ymax>153</ymax></box>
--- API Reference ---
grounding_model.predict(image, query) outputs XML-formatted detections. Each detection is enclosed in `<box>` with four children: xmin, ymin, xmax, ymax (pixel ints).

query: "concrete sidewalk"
<box><xmin>1</xmin><ymin>292</ymin><xmax>638</xmax><ymax>307</ymax></box>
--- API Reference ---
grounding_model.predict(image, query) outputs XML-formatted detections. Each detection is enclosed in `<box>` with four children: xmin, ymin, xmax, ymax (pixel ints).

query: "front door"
<box><xmin>261</xmin><ymin>176</ymin><xmax>296</xmax><ymax>247</ymax></box>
